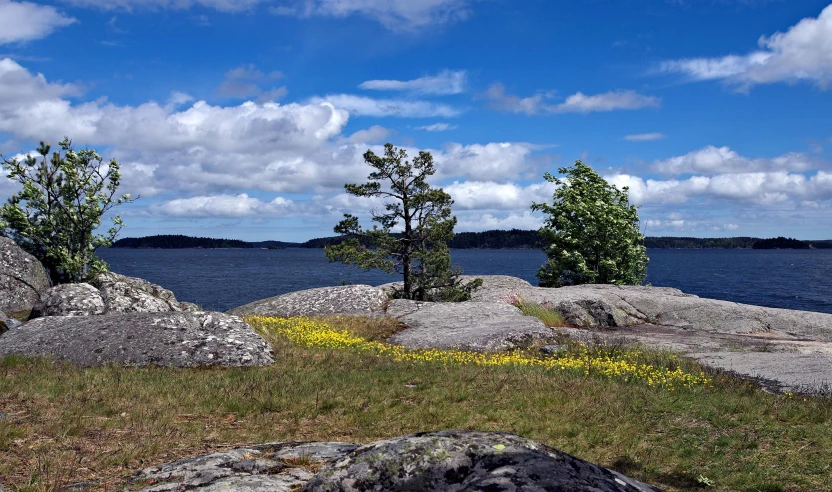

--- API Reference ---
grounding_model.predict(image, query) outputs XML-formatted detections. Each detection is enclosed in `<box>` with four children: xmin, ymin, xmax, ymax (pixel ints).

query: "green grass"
<box><xmin>0</xmin><ymin>316</ymin><xmax>830</xmax><ymax>491</ymax></box>
<box><xmin>503</xmin><ymin>294</ymin><xmax>569</xmax><ymax>327</ymax></box>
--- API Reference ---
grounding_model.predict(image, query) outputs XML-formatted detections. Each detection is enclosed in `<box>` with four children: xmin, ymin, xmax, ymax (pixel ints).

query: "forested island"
<box><xmin>111</xmin><ymin>232</ymin><xmax>832</xmax><ymax>250</ymax></box>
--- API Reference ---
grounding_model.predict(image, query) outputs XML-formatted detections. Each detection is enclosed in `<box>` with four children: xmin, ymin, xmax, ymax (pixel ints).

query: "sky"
<box><xmin>0</xmin><ymin>0</ymin><xmax>831</xmax><ymax>242</ymax></box>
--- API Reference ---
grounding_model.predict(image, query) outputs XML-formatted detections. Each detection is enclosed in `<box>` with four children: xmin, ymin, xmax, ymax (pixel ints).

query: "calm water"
<box><xmin>96</xmin><ymin>248</ymin><xmax>832</xmax><ymax>314</ymax></box>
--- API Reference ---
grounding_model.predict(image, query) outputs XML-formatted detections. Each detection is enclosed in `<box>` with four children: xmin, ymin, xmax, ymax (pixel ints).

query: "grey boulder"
<box><xmin>31</xmin><ymin>283</ymin><xmax>106</xmax><ymax>317</ymax></box>
<box><xmin>92</xmin><ymin>272</ymin><xmax>184</xmax><ymax>313</ymax></box>
<box><xmin>0</xmin><ymin>236</ymin><xmax>51</xmax><ymax>318</ymax></box>
<box><xmin>122</xmin><ymin>442</ymin><xmax>359</xmax><ymax>492</ymax></box>
<box><xmin>387</xmin><ymin>300</ymin><xmax>554</xmax><ymax>352</ymax></box>
<box><xmin>0</xmin><ymin>312</ymin><xmax>274</xmax><ymax>367</ymax></box>
<box><xmin>228</xmin><ymin>285</ymin><xmax>388</xmax><ymax>318</ymax></box>
<box><xmin>303</xmin><ymin>430</ymin><xmax>661</xmax><ymax>492</ymax></box>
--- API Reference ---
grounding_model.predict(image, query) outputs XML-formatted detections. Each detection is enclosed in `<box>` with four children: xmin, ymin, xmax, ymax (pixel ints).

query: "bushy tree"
<box><xmin>532</xmin><ymin>160</ymin><xmax>648</xmax><ymax>287</ymax></box>
<box><xmin>325</xmin><ymin>143</ymin><xmax>481</xmax><ymax>301</ymax></box>
<box><xmin>0</xmin><ymin>139</ymin><xmax>134</xmax><ymax>284</ymax></box>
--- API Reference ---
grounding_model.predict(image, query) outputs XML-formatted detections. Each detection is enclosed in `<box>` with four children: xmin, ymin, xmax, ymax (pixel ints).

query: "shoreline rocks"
<box><xmin>228</xmin><ymin>285</ymin><xmax>388</xmax><ymax>318</ymax></box>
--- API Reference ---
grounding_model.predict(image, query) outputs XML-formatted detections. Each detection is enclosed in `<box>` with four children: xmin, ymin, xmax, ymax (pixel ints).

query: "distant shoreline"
<box><xmin>111</xmin><ymin>232</ymin><xmax>832</xmax><ymax>250</ymax></box>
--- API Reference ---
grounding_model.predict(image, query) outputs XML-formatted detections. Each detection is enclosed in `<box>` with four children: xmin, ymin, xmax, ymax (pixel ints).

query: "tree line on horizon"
<box><xmin>111</xmin><ymin>232</ymin><xmax>832</xmax><ymax>250</ymax></box>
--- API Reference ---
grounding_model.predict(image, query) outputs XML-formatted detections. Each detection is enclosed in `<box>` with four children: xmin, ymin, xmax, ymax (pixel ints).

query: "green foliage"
<box><xmin>0</xmin><ymin>139</ymin><xmax>134</xmax><ymax>284</ymax></box>
<box><xmin>325</xmin><ymin>143</ymin><xmax>481</xmax><ymax>301</ymax></box>
<box><xmin>532</xmin><ymin>160</ymin><xmax>648</xmax><ymax>287</ymax></box>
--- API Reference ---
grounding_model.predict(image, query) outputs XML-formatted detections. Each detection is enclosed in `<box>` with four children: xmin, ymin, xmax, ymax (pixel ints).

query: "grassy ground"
<box><xmin>0</xmin><ymin>316</ymin><xmax>830</xmax><ymax>491</ymax></box>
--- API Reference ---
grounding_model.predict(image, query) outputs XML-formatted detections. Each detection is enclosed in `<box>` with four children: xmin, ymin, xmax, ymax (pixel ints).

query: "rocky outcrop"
<box><xmin>0</xmin><ymin>237</ymin><xmax>50</xmax><ymax>319</ymax></box>
<box><xmin>31</xmin><ymin>283</ymin><xmax>106</xmax><ymax>317</ymax></box>
<box><xmin>387</xmin><ymin>300</ymin><xmax>555</xmax><ymax>352</ymax></box>
<box><xmin>28</xmin><ymin>273</ymin><xmax>197</xmax><ymax>319</ymax></box>
<box><xmin>228</xmin><ymin>285</ymin><xmax>388</xmax><ymax>318</ymax></box>
<box><xmin>92</xmin><ymin>272</ymin><xmax>184</xmax><ymax>313</ymax></box>
<box><xmin>0</xmin><ymin>312</ymin><xmax>274</xmax><ymax>367</ymax></box>
<box><xmin>118</xmin><ymin>432</ymin><xmax>660</xmax><ymax>492</ymax></box>
<box><xmin>305</xmin><ymin>430</ymin><xmax>660</xmax><ymax>492</ymax></box>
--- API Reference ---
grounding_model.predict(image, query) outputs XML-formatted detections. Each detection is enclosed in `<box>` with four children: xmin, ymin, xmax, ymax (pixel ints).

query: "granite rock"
<box><xmin>387</xmin><ymin>301</ymin><xmax>554</xmax><ymax>352</ymax></box>
<box><xmin>0</xmin><ymin>237</ymin><xmax>50</xmax><ymax>318</ymax></box>
<box><xmin>0</xmin><ymin>312</ymin><xmax>274</xmax><ymax>367</ymax></box>
<box><xmin>31</xmin><ymin>283</ymin><xmax>106</xmax><ymax>317</ymax></box>
<box><xmin>303</xmin><ymin>430</ymin><xmax>661</xmax><ymax>491</ymax></box>
<box><xmin>123</xmin><ymin>442</ymin><xmax>358</xmax><ymax>492</ymax></box>
<box><xmin>0</xmin><ymin>310</ymin><xmax>21</xmax><ymax>334</ymax></box>
<box><xmin>118</xmin><ymin>433</ymin><xmax>660</xmax><ymax>492</ymax></box>
<box><xmin>228</xmin><ymin>285</ymin><xmax>388</xmax><ymax>318</ymax></box>
<box><xmin>92</xmin><ymin>272</ymin><xmax>183</xmax><ymax>314</ymax></box>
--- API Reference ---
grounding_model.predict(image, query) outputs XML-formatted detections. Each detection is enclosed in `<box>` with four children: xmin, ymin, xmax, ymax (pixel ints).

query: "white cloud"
<box><xmin>309</xmin><ymin>94</ymin><xmax>460</xmax><ymax>118</ymax></box>
<box><xmin>346</xmin><ymin>125</ymin><xmax>390</xmax><ymax>144</ymax></box>
<box><xmin>153</xmin><ymin>193</ymin><xmax>295</xmax><ymax>217</ymax></box>
<box><xmin>359</xmin><ymin>70</ymin><xmax>466</xmax><ymax>95</ymax></box>
<box><xmin>456</xmin><ymin>211</ymin><xmax>544</xmax><ymax>232</ymax></box>
<box><xmin>63</xmin><ymin>0</ymin><xmax>264</xmax><ymax>13</ymax></box>
<box><xmin>415</xmin><ymin>122</ymin><xmax>457</xmax><ymax>132</ymax></box>
<box><xmin>654</xmin><ymin>145</ymin><xmax>817</xmax><ymax>175</ymax></box>
<box><xmin>483</xmin><ymin>83</ymin><xmax>660</xmax><ymax>114</ymax></box>
<box><xmin>659</xmin><ymin>4</ymin><xmax>832</xmax><ymax>89</ymax></box>
<box><xmin>270</xmin><ymin>0</ymin><xmax>472</xmax><ymax>31</ymax></box>
<box><xmin>445</xmin><ymin>180</ymin><xmax>556</xmax><ymax>210</ymax></box>
<box><xmin>607</xmin><ymin>171</ymin><xmax>832</xmax><ymax>207</ymax></box>
<box><xmin>436</xmin><ymin>142</ymin><xmax>537</xmax><ymax>181</ymax></box>
<box><xmin>0</xmin><ymin>58</ymin><xmax>80</xmax><ymax>106</ymax></box>
<box><xmin>0</xmin><ymin>1</ymin><xmax>76</xmax><ymax>44</ymax></box>
<box><xmin>555</xmin><ymin>90</ymin><xmax>660</xmax><ymax>113</ymax></box>
<box><xmin>624</xmin><ymin>132</ymin><xmax>666</xmax><ymax>142</ymax></box>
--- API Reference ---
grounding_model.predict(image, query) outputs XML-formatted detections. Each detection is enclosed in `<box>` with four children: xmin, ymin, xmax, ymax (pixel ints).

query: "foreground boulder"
<box><xmin>0</xmin><ymin>237</ymin><xmax>50</xmax><ymax>319</ymax></box>
<box><xmin>228</xmin><ymin>285</ymin><xmax>388</xmax><ymax>318</ymax></box>
<box><xmin>118</xmin><ymin>431</ymin><xmax>660</xmax><ymax>491</ymax></box>
<box><xmin>0</xmin><ymin>312</ymin><xmax>274</xmax><ymax>367</ymax></box>
<box><xmin>387</xmin><ymin>300</ymin><xmax>554</xmax><ymax>352</ymax></box>
<box><xmin>306</xmin><ymin>430</ymin><xmax>660</xmax><ymax>491</ymax></box>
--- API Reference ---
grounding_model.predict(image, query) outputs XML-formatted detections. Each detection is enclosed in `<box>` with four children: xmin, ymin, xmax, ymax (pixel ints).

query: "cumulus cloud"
<box><xmin>624</xmin><ymin>132</ymin><xmax>665</xmax><ymax>142</ymax></box>
<box><xmin>445</xmin><ymin>180</ymin><xmax>556</xmax><ymax>210</ymax></box>
<box><xmin>153</xmin><ymin>193</ymin><xmax>295</xmax><ymax>217</ymax></box>
<box><xmin>483</xmin><ymin>83</ymin><xmax>660</xmax><ymax>114</ymax></box>
<box><xmin>359</xmin><ymin>70</ymin><xmax>465</xmax><ymax>95</ymax></box>
<box><xmin>659</xmin><ymin>4</ymin><xmax>832</xmax><ymax>89</ymax></box>
<box><xmin>270</xmin><ymin>0</ymin><xmax>472</xmax><ymax>31</ymax></box>
<box><xmin>607</xmin><ymin>171</ymin><xmax>832</xmax><ymax>207</ymax></box>
<box><xmin>216</xmin><ymin>64</ymin><xmax>286</xmax><ymax>101</ymax></box>
<box><xmin>436</xmin><ymin>142</ymin><xmax>538</xmax><ymax>181</ymax></box>
<box><xmin>415</xmin><ymin>122</ymin><xmax>457</xmax><ymax>132</ymax></box>
<box><xmin>346</xmin><ymin>125</ymin><xmax>390</xmax><ymax>143</ymax></box>
<box><xmin>308</xmin><ymin>94</ymin><xmax>460</xmax><ymax>118</ymax></box>
<box><xmin>0</xmin><ymin>1</ymin><xmax>76</xmax><ymax>44</ymax></box>
<box><xmin>653</xmin><ymin>145</ymin><xmax>818</xmax><ymax>175</ymax></box>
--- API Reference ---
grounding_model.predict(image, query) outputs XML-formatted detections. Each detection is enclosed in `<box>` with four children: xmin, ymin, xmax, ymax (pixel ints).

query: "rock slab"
<box><xmin>0</xmin><ymin>312</ymin><xmax>274</xmax><ymax>367</ymax></box>
<box><xmin>118</xmin><ymin>432</ymin><xmax>660</xmax><ymax>492</ymax></box>
<box><xmin>387</xmin><ymin>300</ymin><xmax>554</xmax><ymax>352</ymax></box>
<box><xmin>228</xmin><ymin>285</ymin><xmax>388</xmax><ymax>318</ymax></box>
<box><xmin>0</xmin><ymin>236</ymin><xmax>50</xmax><ymax>318</ymax></box>
<box><xmin>31</xmin><ymin>283</ymin><xmax>106</xmax><ymax>317</ymax></box>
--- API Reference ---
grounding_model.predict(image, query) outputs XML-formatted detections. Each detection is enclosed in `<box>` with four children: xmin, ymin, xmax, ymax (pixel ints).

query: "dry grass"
<box><xmin>0</xmin><ymin>316</ymin><xmax>830</xmax><ymax>492</ymax></box>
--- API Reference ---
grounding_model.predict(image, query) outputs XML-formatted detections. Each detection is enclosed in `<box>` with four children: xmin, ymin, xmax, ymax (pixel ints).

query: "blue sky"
<box><xmin>0</xmin><ymin>0</ymin><xmax>831</xmax><ymax>241</ymax></box>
